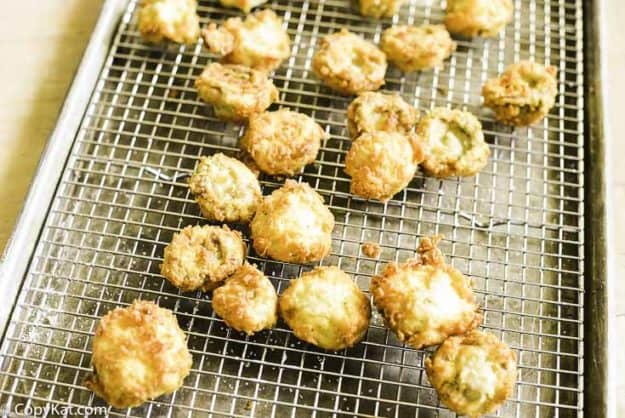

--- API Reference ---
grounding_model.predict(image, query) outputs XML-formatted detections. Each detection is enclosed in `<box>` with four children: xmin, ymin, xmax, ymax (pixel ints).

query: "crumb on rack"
<box><xmin>361</xmin><ymin>242</ymin><xmax>381</xmax><ymax>258</ymax></box>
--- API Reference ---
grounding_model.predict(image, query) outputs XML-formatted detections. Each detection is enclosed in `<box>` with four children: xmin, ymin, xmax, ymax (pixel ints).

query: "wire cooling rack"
<box><xmin>0</xmin><ymin>0</ymin><xmax>585</xmax><ymax>416</ymax></box>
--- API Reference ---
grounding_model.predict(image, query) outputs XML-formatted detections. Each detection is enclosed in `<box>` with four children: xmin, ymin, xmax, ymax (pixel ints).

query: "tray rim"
<box><xmin>0</xmin><ymin>0</ymin><xmax>611</xmax><ymax>416</ymax></box>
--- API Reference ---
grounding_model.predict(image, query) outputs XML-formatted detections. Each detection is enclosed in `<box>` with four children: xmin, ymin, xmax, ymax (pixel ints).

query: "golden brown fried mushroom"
<box><xmin>482</xmin><ymin>60</ymin><xmax>558</xmax><ymax>126</ymax></box>
<box><xmin>416</xmin><ymin>107</ymin><xmax>490</xmax><ymax>178</ymax></box>
<box><xmin>381</xmin><ymin>24</ymin><xmax>456</xmax><ymax>72</ymax></box>
<box><xmin>212</xmin><ymin>263</ymin><xmax>278</xmax><ymax>335</ymax></box>
<box><xmin>85</xmin><ymin>300</ymin><xmax>192</xmax><ymax>408</ymax></box>
<box><xmin>279</xmin><ymin>266</ymin><xmax>371</xmax><ymax>350</ymax></box>
<box><xmin>219</xmin><ymin>0</ymin><xmax>267</xmax><ymax>13</ymax></box>
<box><xmin>195</xmin><ymin>62</ymin><xmax>279</xmax><ymax>122</ymax></box>
<box><xmin>345</xmin><ymin>131</ymin><xmax>424</xmax><ymax>201</ymax></box>
<box><xmin>312</xmin><ymin>29</ymin><xmax>387</xmax><ymax>95</ymax></box>
<box><xmin>138</xmin><ymin>0</ymin><xmax>200</xmax><ymax>44</ymax></box>
<box><xmin>240</xmin><ymin>109</ymin><xmax>327</xmax><ymax>176</ymax></box>
<box><xmin>160</xmin><ymin>225</ymin><xmax>246</xmax><ymax>292</ymax></box>
<box><xmin>445</xmin><ymin>0</ymin><xmax>513</xmax><ymax>38</ymax></box>
<box><xmin>188</xmin><ymin>153</ymin><xmax>262</xmax><ymax>223</ymax></box>
<box><xmin>370</xmin><ymin>236</ymin><xmax>482</xmax><ymax>349</ymax></box>
<box><xmin>346</xmin><ymin>92</ymin><xmax>418</xmax><ymax>139</ymax></box>
<box><xmin>250</xmin><ymin>180</ymin><xmax>335</xmax><ymax>263</ymax></box>
<box><xmin>202</xmin><ymin>10</ymin><xmax>291</xmax><ymax>73</ymax></box>
<box><xmin>425</xmin><ymin>330</ymin><xmax>517</xmax><ymax>417</ymax></box>
<box><xmin>357</xmin><ymin>0</ymin><xmax>406</xmax><ymax>19</ymax></box>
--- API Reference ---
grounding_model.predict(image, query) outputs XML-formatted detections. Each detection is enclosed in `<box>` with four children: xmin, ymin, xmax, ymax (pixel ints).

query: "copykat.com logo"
<box><xmin>5</xmin><ymin>403</ymin><xmax>109</xmax><ymax>416</ymax></box>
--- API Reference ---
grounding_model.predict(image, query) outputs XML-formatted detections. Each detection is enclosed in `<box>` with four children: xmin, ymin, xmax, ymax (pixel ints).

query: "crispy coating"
<box><xmin>279</xmin><ymin>266</ymin><xmax>371</xmax><ymax>350</ymax></box>
<box><xmin>85</xmin><ymin>300</ymin><xmax>192</xmax><ymax>408</ymax></box>
<box><xmin>357</xmin><ymin>0</ymin><xmax>406</xmax><ymax>19</ymax></box>
<box><xmin>219</xmin><ymin>0</ymin><xmax>267</xmax><ymax>13</ymax></box>
<box><xmin>345</xmin><ymin>131</ymin><xmax>424</xmax><ymax>201</ymax></box>
<box><xmin>445</xmin><ymin>0</ymin><xmax>513</xmax><ymax>37</ymax></box>
<box><xmin>482</xmin><ymin>60</ymin><xmax>558</xmax><ymax>126</ymax></box>
<box><xmin>212</xmin><ymin>263</ymin><xmax>278</xmax><ymax>335</ymax></box>
<box><xmin>138</xmin><ymin>0</ymin><xmax>200</xmax><ymax>44</ymax></box>
<box><xmin>202</xmin><ymin>10</ymin><xmax>291</xmax><ymax>73</ymax></box>
<box><xmin>312</xmin><ymin>29</ymin><xmax>387</xmax><ymax>95</ymax></box>
<box><xmin>381</xmin><ymin>24</ymin><xmax>456</xmax><ymax>72</ymax></box>
<box><xmin>195</xmin><ymin>62</ymin><xmax>279</xmax><ymax>122</ymax></box>
<box><xmin>250</xmin><ymin>180</ymin><xmax>335</xmax><ymax>263</ymax></box>
<box><xmin>188</xmin><ymin>153</ymin><xmax>262</xmax><ymax>223</ymax></box>
<box><xmin>416</xmin><ymin>107</ymin><xmax>490</xmax><ymax>178</ymax></box>
<box><xmin>346</xmin><ymin>92</ymin><xmax>418</xmax><ymax>139</ymax></box>
<box><xmin>240</xmin><ymin>109</ymin><xmax>327</xmax><ymax>176</ymax></box>
<box><xmin>425</xmin><ymin>330</ymin><xmax>517</xmax><ymax>417</ymax></box>
<box><xmin>160</xmin><ymin>225</ymin><xmax>246</xmax><ymax>292</ymax></box>
<box><xmin>370</xmin><ymin>236</ymin><xmax>482</xmax><ymax>349</ymax></box>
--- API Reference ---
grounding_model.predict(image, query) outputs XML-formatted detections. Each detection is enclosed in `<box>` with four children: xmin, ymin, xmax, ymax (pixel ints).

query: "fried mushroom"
<box><xmin>425</xmin><ymin>330</ymin><xmax>517</xmax><ymax>417</ymax></box>
<box><xmin>202</xmin><ymin>10</ymin><xmax>291</xmax><ymax>73</ymax></box>
<box><xmin>160</xmin><ymin>225</ymin><xmax>246</xmax><ymax>292</ymax></box>
<box><xmin>312</xmin><ymin>29</ymin><xmax>387</xmax><ymax>95</ymax></box>
<box><xmin>416</xmin><ymin>107</ymin><xmax>490</xmax><ymax>178</ymax></box>
<box><xmin>138</xmin><ymin>0</ymin><xmax>200</xmax><ymax>44</ymax></box>
<box><xmin>85</xmin><ymin>300</ymin><xmax>192</xmax><ymax>408</ymax></box>
<box><xmin>240</xmin><ymin>109</ymin><xmax>327</xmax><ymax>176</ymax></box>
<box><xmin>482</xmin><ymin>60</ymin><xmax>558</xmax><ymax>126</ymax></box>
<box><xmin>370</xmin><ymin>235</ymin><xmax>482</xmax><ymax>349</ymax></box>
<box><xmin>345</xmin><ymin>131</ymin><xmax>424</xmax><ymax>201</ymax></box>
<box><xmin>346</xmin><ymin>92</ymin><xmax>418</xmax><ymax>139</ymax></box>
<box><xmin>219</xmin><ymin>0</ymin><xmax>267</xmax><ymax>13</ymax></box>
<box><xmin>195</xmin><ymin>62</ymin><xmax>279</xmax><ymax>122</ymax></box>
<box><xmin>212</xmin><ymin>263</ymin><xmax>278</xmax><ymax>335</ymax></box>
<box><xmin>357</xmin><ymin>0</ymin><xmax>406</xmax><ymax>19</ymax></box>
<box><xmin>188</xmin><ymin>153</ymin><xmax>262</xmax><ymax>223</ymax></box>
<box><xmin>445</xmin><ymin>0</ymin><xmax>513</xmax><ymax>38</ymax></box>
<box><xmin>279</xmin><ymin>266</ymin><xmax>371</xmax><ymax>350</ymax></box>
<box><xmin>250</xmin><ymin>180</ymin><xmax>335</xmax><ymax>263</ymax></box>
<box><xmin>381</xmin><ymin>24</ymin><xmax>456</xmax><ymax>72</ymax></box>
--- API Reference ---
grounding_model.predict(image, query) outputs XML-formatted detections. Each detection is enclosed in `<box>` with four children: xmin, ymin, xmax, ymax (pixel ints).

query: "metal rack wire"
<box><xmin>0</xmin><ymin>0</ymin><xmax>584</xmax><ymax>416</ymax></box>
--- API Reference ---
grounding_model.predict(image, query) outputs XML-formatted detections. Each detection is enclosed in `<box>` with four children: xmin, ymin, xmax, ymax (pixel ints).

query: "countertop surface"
<box><xmin>0</xmin><ymin>0</ymin><xmax>621</xmax><ymax>416</ymax></box>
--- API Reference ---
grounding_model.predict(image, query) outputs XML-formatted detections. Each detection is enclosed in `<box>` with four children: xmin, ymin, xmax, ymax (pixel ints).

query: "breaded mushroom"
<box><xmin>188</xmin><ymin>153</ymin><xmax>262</xmax><ymax>223</ymax></box>
<box><xmin>202</xmin><ymin>10</ymin><xmax>291</xmax><ymax>73</ymax></box>
<box><xmin>345</xmin><ymin>131</ymin><xmax>424</xmax><ymax>201</ymax></box>
<box><xmin>85</xmin><ymin>300</ymin><xmax>192</xmax><ymax>408</ymax></box>
<box><xmin>212</xmin><ymin>263</ymin><xmax>278</xmax><ymax>335</ymax></box>
<box><xmin>240</xmin><ymin>109</ymin><xmax>327</xmax><ymax>176</ymax></box>
<box><xmin>137</xmin><ymin>0</ymin><xmax>200</xmax><ymax>44</ymax></box>
<box><xmin>250</xmin><ymin>180</ymin><xmax>335</xmax><ymax>263</ymax></box>
<box><xmin>312</xmin><ymin>29</ymin><xmax>387</xmax><ymax>95</ymax></box>
<box><xmin>357</xmin><ymin>0</ymin><xmax>406</xmax><ymax>19</ymax></box>
<box><xmin>279</xmin><ymin>266</ymin><xmax>371</xmax><ymax>350</ymax></box>
<box><xmin>425</xmin><ymin>330</ymin><xmax>517</xmax><ymax>417</ymax></box>
<box><xmin>445</xmin><ymin>0</ymin><xmax>513</xmax><ymax>38</ymax></box>
<box><xmin>219</xmin><ymin>0</ymin><xmax>267</xmax><ymax>13</ymax></box>
<box><xmin>160</xmin><ymin>225</ymin><xmax>246</xmax><ymax>292</ymax></box>
<box><xmin>482</xmin><ymin>60</ymin><xmax>558</xmax><ymax>126</ymax></box>
<box><xmin>195</xmin><ymin>62</ymin><xmax>279</xmax><ymax>122</ymax></box>
<box><xmin>370</xmin><ymin>236</ymin><xmax>481</xmax><ymax>349</ymax></box>
<box><xmin>416</xmin><ymin>107</ymin><xmax>490</xmax><ymax>178</ymax></box>
<box><xmin>381</xmin><ymin>24</ymin><xmax>456</xmax><ymax>72</ymax></box>
<box><xmin>346</xmin><ymin>92</ymin><xmax>418</xmax><ymax>139</ymax></box>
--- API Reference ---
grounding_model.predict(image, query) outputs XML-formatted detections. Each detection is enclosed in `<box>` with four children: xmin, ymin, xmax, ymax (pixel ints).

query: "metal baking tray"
<box><xmin>0</xmin><ymin>0</ymin><xmax>609</xmax><ymax>416</ymax></box>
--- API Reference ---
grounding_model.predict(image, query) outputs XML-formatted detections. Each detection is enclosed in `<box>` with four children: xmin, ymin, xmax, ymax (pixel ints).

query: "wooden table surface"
<box><xmin>0</xmin><ymin>1</ymin><xmax>621</xmax><ymax>416</ymax></box>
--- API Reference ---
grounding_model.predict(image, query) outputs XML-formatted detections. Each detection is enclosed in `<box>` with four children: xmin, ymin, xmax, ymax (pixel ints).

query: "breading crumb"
<box><xmin>361</xmin><ymin>242</ymin><xmax>381</xmax><ymax>258</ymax></box>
